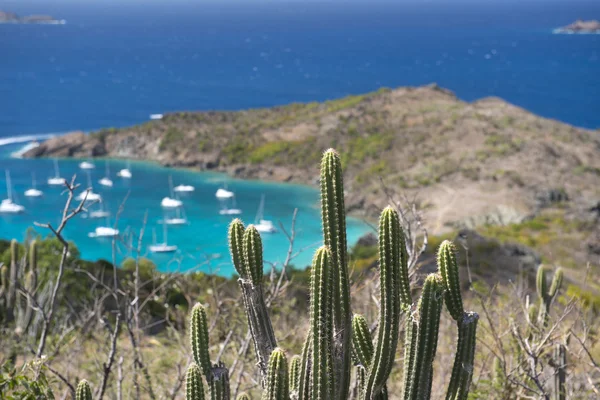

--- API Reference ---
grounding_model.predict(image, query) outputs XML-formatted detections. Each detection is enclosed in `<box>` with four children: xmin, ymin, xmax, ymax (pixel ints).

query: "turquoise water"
<box><xmin>0</xmin><ymin>152</ymin><xmax>372</xmax><ymax>275</ymax></box>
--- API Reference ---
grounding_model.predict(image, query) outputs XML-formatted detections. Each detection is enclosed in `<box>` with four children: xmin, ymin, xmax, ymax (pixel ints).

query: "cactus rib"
<box><xmin>186</xmin><ymin>363</ymin><xmax>205</xmax><ymax>400</ymax></box>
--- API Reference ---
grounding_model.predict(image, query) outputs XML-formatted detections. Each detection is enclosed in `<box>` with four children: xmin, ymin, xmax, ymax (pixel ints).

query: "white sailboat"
<box><xmin>98</xmin><ymin>161</ymin><xmax>113</xmax><ymax>187</ymax></box>
<box><xmin>254</xmin><ymin>194</ymin><xmax>276</xmax><ymax>233</ymax></box>
<box><xmin>76</xmin><ymin>171</ymin><xmax>102</xmax><ymax>202</ymax></box>
<box><xmin>164</xmin><ymin>207</ymin><xmax>189</xmax><ymax>225</ymax></box>
<box><xmin>174</xmin><ymin>184</ymin><xmax>195</xmax><ymax>193</ymax></box>
<box><xmin>24</xmin><ymin>173</ymin><xmax>43</xmax><ymax>197</ymax></box>
<box><xmin>89</xmin><ymin>201</ymin><xmax>110</xmax><ymax>219</ymax></box>
<box><xmin>47</xmin><ymin>159</ymin><xmax>66</xmax><ymax>186</ymax></box>
<box><xmin>217</xmin><ymin>186</ymin><xmax>241</xmax><ymax>215</ymax></box>
<box><xmin>0</xmin><ymin>170</ymin><xmax>25</xmax><ymax>214</ymax></box>
<box><xmin>88</xmin><ymin>216</ymin><xmax>119</xmax><ymax>238</ymax></box>
<box><xmin>149</xmin><ymin>223</ymin><xmax>177</xmax><ymax>253</ymax></box>
<box><xmin>161</xmin><ymin>175</ymin><xmax>182</xmax><ymax>208</ymax></box>
<box><xmin>117</xmin><ymin>160</ymin><xmax>132</xmax><ymax>178</ymax></box>
<box><xmin>79</xmin><ymin>160</ymin><xmax>95</xmax><ymax>170</ymax></box>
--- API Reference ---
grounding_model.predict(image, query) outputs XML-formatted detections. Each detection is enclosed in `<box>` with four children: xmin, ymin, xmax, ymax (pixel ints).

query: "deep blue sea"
<box><xmin>0</xmin><ymin>0</ymin><xmax>598</xmax><ymax>273</ymax></box>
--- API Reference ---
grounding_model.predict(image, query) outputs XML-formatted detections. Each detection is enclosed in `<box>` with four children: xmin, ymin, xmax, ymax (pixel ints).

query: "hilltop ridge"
<box><xmin>25</xmin><ymin>84</ymin><xmax>600</xmax><ymax>235</ymax></box>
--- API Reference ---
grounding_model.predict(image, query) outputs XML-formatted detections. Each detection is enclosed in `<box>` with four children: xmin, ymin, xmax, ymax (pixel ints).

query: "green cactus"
<box><xmin>6</xmin><ymin>239</ymin><xmax>19</xmax><ymax>320</ymax></box>
<box><xmin>437</xmin><ymin>241</ymin><xmax>463</xmax><ymax>321</ymax></box>
<box><xmin>320</xmin><ymin>149</ymin><xmax>352</xmax><ymax>400</ymax></box>
<box><xmin>351</xmin><ymin>314</ymin><xmax>374</xmax><ymax>370</ymax></box>
<box><xmin>76</xmin><ymin>379</ymin><xmax>92</xmax><ymax>400</ymax></box>
<box><xmin>289</xmin><ymin>355</ymin><xmax>302</xmax><ymax>394</ymax></box>
<box><xmin>405</xmin><ymin>274</ymin><xmax>444</xmax><ymax>400</ymax></box>
<box><xmin>363</xmin><ymin>207</ymin><xmax>404</xmax><ymax>400</ymax></box>
<box><xmin>229</xmin><ymin>219</ymin><xmax>246</xmax><ymax>277</ymax></box>
<box><xmin>553</xmin><ymin>343</ymin><xmax>566</xmax><ymax>400</ymax></box>
<box><xmin>401</xmin><ymin>317</ymin><xmax>418</xmax><ymax>398</ymax></box>
<box><xmin>190</xmin><ymin>303</ymin><xmax>212</xmax><ymax>381</ymax></box>
<box><xmin>298</xmin><ymin>333</ymin><xmax>312</xmax><ymax>400</ymax></box>
<box><xmin>186</xmin><ymin>363</ymin><xmax>205</xmax><ymax>400</ymax></box>
<box><xmin>309</xmin><ymin>246</ymin><xmax>334</xmax><ymax>400</ymax></box>
<box><xmin>228</xmin><ymin>219</ymin><xmax>277</xmax><ymax>384</ymax></box>
<box><xmin>445</xmin><ymin>312</ymin><xmax>479</xmax><ymax>400</ymax></box>
<box><xmin>210</xmin><ymin>371</ymin><xmax>229</xmax><ymax>400</ymax></box>
<box><xmin>0</xmin><ymin>264</ymin><xmax>7</xmax><ymax>298</ymax></box>
<box><xmin>536</xmin><ymin>266</ymin><xmax>563</xmax><ymax>326</ymax></box>
<box><xmin>237</xmin><ymin>394</ymin><xmax>251</xmax><ymax>400</ymax></box>
<box><xmin>262</xmin><ymin>348</ymin><xmax>289</xmax><ymax>400</ymax></box>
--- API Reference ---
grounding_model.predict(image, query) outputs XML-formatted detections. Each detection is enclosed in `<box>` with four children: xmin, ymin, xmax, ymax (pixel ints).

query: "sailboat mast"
<box><xmin>169</xmin><ymin>175</ymin><xmax>174</xmax><ymax>198</ymax></box>
<box><xmin>163</xmin><ymin>221</ymin><xmax>168</xmax><ymax>244</ymax></box>
<box><xmin>32</xmin><ymin>172</ymin><xmax>36</xmax><ymax>189</ymax></box>
<box><xmin>5</xmin><ymin>170</ymin><xmax>12</xmax><ymax>201</ymax></box>
<box><xmin>54</xmin><ymin>159</ymin><xmax>59</xmax><ymax>177</ymax></box>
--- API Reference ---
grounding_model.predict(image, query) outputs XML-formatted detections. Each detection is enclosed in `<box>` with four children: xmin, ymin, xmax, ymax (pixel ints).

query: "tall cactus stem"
<box><xmin>549</xmin><ymin>268</ymin><xmax>563</xmax><ymax>300</ymax></box>
<box><xmin>289</xmin><ymin>355</ymin><xmax>302</xmax><ymax>394</ymax></box>
<box><xmin>401</xmin><ymin>317</ymin><xmax>418</xmax><ymax>399</ymax></box>
<box><xmin>262</xmin><ymin>348</ymin><xmax>289</xmax><ymax>400</ymax></box>
<box><xmin>190</xmin><ymin>303</ymin><xmax>212</xmax><ymax>381</ymax></box>
<box><xmin>7</xmin><ymin>239</ymin><xmax>19</xmax><ymax>316</ymax></box>
<box><xmin>445</xmin><ymin>312</ymin><xmax>479</xmax><ymax>400</ymax></box>
<box><xmin>364</xmin><ymin>207</ymin><xmax>403</xmax><ymax>400</ymax></box>
<box><xmin>320</xmin><ymin>149</ymin><xmax>352</xmax><ymax>400</ymax></box>
<box><xmin>209</xmin><ymin>366</ymin><xmax>231</xmax><ymax>400</ymax></box>
<box><xmin>243</xmin><ymin>225</ymin><xmax>264</xmax><ymax>286</ymax></box>
<box><xmin>406</xmin><ymin>274</ymin><xmax>443</xmax><ymax>400</ymax></box>
<box><xmin>298</xmin><ymin>333</ymin><xmax>312</xmax><ymax>400</ymax></box>
<box><xmin>553</xmin><ymin>343</ymin><xmax>566</xmax><ymax>400</ymax></box>
<box><xmin>76</xmin><ymin>379</ymin><xmax>93</xmax><ymax>400</ymax></box>
<box><xmin>309</xmin><ymin>246</ymin><xmax>334</xmax><ymax>400</ymax></box>
<box><xmin>228</xmin><ymin>219</ymin><xmax>246</xmax><ymax>277</ymax></box>
<box><xmin>351</xmin><ymin>314</ymin><xmax>374</xmax><ymax>369</ymax></box>
<box><xmin>186</xmin><ymin>363</ymin><xmax>205</xmax><ymax>400</ymax></box>
<box><xmin>437</xmin><ymin>240</ymin><xmax>464</xmax><ymax>321</ymax></box>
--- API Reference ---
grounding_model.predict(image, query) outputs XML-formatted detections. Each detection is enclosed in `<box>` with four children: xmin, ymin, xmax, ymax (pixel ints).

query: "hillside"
<box><xmin>25</xmin><ymin>84</ymin><xmax>600</xmax><ymax>234</ymax></box>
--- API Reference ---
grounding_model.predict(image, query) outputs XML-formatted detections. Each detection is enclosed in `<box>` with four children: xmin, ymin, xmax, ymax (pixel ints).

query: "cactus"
<box><xmin>289</xmin><ymin>355</ymin><xmax>302</xmax><ymax>394</ymax></box>
<box><xmin>320</xmin><ymin>149</ymin><xmax>352</xmax><ymax>400</ymax></box>
<box><xmin>308</xmin><ymin>246</ymin><xmax>335</xmax><ymax>400</ymax></box>
<box><xmin>553</xmin><ymin>343</ymin><xmax>566</xmax><ymax>400</ymax></box>
<box><xmin>297</xmin><ymin>333</ymin><xmax>312</xmax><ymax>400</ymax></box>
<box><xmin>445</xmin><ymin>312</ymin><xmax>479</xmax><ymax>400</ymax></box>
<box><xmin>262</xmin><ymin>348</ymin><xmax>289</xmax><ymax>400</ymax></box>
<box><xmin>76</xmin><ymin>379</ymin><xmax>92</xmax><ymax>400</ymax></box>
<box><xmin>536</xmin><ymin>266</ymin><xmax>563</xmax><ymax>326</ymax></box>
<box><xmin>191</xmin><ymin>303</ymin><xmax>212</xmax><ymax>381</ymax></box>
<box><xmin>363</xmin><ymin>207</ymin><xmax>405</xmax><ymax>399</ymax></box>
<box><xmin>351</xmin><ymin>314</ymin><xmax>374</xmax><ymax>370</ymax></box>
<box><xmin>405</xmin><ymin>274</ymin><xmax>444</xmax><ymax>400</ymax></box>
<box><xmin>6</xmin><ymin>239</ymin><xmax>19</xmax><ymax>322</ymax></box>
<box><xmin>186</xmin><ymin>363</ymin><xmax>205</xmax><ymax>400</ymax></box>
<box><xmin>228</xmin><ymin>220</ymin><xmax>277</xmax><ymax>383</ymax></box>
<box><xmin>437</xmin><ymin>241</ymin><xmax>463</xmax><ymax>321</ymax></box>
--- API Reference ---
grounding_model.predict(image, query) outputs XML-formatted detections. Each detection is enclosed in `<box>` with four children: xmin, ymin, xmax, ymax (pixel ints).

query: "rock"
<box><xmin>535</xmin><ymin>188</ymin><xmax>569</xmax><ymax>209</ymax></box>
<box><xmin>554</xmin><ymin>20</ymin><xmax>600</xmax><ymax>34</ymax></box>
<box><xmin>356</xmin><ymin>232</ymin><xmax>377</xmax><ymax>247</ymax></box>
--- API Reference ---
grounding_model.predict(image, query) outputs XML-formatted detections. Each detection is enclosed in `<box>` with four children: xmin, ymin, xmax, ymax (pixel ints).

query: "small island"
<box><xmin>554</xmin><ymin>19</ymin><xmax>600</xmax><ymax>34</ymax></box>
<box><xmin>0</xmin><ymin>10</ymin><xmax>65</xmax><ymax>25</ymax></box>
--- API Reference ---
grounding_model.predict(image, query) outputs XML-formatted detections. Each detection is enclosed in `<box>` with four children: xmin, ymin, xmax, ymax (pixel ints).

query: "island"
<box><xmin>554</xmin><ymin>19</ymin><xmax>600</xmax><ymax>34</ymax></box>
<box><xmin>0</xmin><ymin>10</ymin><xmax>65</xmax><ymax>24</ymax></box>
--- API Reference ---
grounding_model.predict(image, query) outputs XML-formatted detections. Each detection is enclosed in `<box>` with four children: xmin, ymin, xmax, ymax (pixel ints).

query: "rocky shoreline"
<box><xmin>554</xmin><ymin>19</ymin><xmax>600</xmax><ymax>34</ymax></box>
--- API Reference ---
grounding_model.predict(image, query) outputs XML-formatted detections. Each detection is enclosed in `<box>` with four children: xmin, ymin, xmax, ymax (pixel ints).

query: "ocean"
<box><xmin>0</xmin><ymin>0</ymin><xmax>598</xmax><ymax>273</ymax></box>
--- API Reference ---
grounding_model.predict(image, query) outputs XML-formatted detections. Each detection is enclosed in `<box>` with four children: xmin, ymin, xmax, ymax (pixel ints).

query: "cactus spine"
<box><xmin>405</xmin><ymin>274</ymin><xmax>443</xmax><ymax>400</ymax></box>
<box><xmin>228</xmin><ymin>220</ymin><xmax>277</xmax><ymax>383</ymax></box>
<box><xmin>320</xmin><ymin>149</ymin><xmax>352</xmax><ymax>400</ymax></box>
<box><xmin>363</xmin><ymin>207</ymin><xmax>405</xmax><ymax>400</ymax></box>
<box><xmin>262</xmin><ymin>348</ymin><xmax>289</xmax><ymax>400</ymax></box>
<box><xmin>187</xmin><ymin>363</ymin><xmax>205</xmax><ymax>400</ymax></box>
<box><xmin>308</xmin><ymin>246</ymin><xmax>335</xmax><ymax>400</ymax></box>
<box><xmin>76</xmin><ymin>379</ymin><xmax>92</xmax><ymax>400</ymax></box>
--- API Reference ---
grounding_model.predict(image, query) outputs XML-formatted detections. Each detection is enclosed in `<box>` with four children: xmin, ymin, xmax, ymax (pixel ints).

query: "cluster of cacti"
<box><xmin>0</xmin><ymin>239</ymin><xmax>40</xmax><ymax>335</ymax></box>
<box><xmin>73</xmin><ymin>149</ymin><xmax>480</xmax><ymax>400</ymax></box>
<box><xmin>213</xmin><ymin>149</ymin><xmax>478</xmax><ymax>399</ymax></box>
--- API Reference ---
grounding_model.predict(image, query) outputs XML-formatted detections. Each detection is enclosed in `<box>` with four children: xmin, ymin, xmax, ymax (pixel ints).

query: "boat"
<box><xmin>150</xmin><ymin>114</ymin><xmax>163</xmax><ymax>120</ymax></box>
<box><xmin>76</xmin><ymin>171</ymin><xmax>102</xmax><ymax>202</ymax></box>
<box><xmin>0</xmin><ymin>171</ymin><xmax>25</xmax><ymax>214</ymax></box>
<box><xmin>47</xmin><ymin>159</ymin><xmax>66</xmax><ymax>186</ymax></box>
<box><xmin>89</xmin><ymin>201</ymin><xmax>110</xmax><ymax>219</ymax></box>
<box><xmin>174</xmin><ymin>184</ymin><xmax>195</xmax><ymax>193</ymax></box>
<box><xmin>219</xmin><ymin>207</ymin><xmax>242</xmax><ymax>215</ymax></box>
<box><xmin>79</xmin><ymin>161</ymin><xmax>95</xmax><ymax>170</ymax></box>
<box><xmin>254</xmin><ymin>194</ymin><xmax>277</xmax><ymax>233</ymax></box>
<box><xmin>117</xmin><ymin>161</ymin><xmax>132</xmax><ymax>179</ymax></box>
<box><xmin>24</xmin><ymin>173</ymin><xmax>43</xmax><ymax>197</ymax></box>
<box><xmin>149</xmin><ymin>224</ymin><xmax>177</xmax><ymax>253</ymax></box>
<box><xmin>164</xmin><ymin>207</ymin><xmax>189</xmax><ymax>225</ymax></box>
<box><xmin>161</xmin><ymin>175</ymin><xmax>182</xmax><ymax>208</ymax></box>
<box><xmin>98</xmin><ymin>161</ymin><xmax>113</xmax><ymax>187</ymax></box>
<box><xmin>88</xmin><ymin>226</ymin><xmax>119</xmax><ymax>238</ymax></box>
<box><xmin>215</xmin><ymin>188</ymin><xmax>234</xmax><ymax>199</ymax></box>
